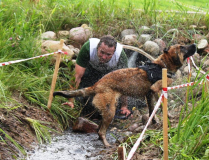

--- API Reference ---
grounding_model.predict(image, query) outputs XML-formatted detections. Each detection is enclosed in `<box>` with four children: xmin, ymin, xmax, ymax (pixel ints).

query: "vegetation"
<box><xmin>0</xmin><ymin>0</ymin><xmax>208</xmax><ymax>159</ymax></box>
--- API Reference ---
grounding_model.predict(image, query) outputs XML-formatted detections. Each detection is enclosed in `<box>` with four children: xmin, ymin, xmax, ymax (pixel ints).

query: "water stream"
<box><xmin>25</xmin><ymin>129</ymin><xmax>116</xmax><ymax>160</ymax></box>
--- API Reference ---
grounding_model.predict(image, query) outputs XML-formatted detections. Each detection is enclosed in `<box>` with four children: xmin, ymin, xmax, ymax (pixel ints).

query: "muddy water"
<box><xmin>25</xmin><ymin>129</ymin><xmax>116</xmax><ymax>160</ymax></box>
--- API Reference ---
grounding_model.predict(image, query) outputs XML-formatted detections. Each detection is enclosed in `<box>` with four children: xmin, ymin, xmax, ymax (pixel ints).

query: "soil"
<box><xmin>0</xmin><ymin>91</ymin><xmax>62</xmax><ymax>160</ymax></box>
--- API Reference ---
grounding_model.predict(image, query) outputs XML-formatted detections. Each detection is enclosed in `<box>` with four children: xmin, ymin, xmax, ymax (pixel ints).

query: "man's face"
<box><xmin>97</xmin><ymin>42</ymin><xmax>115</xmax><ymax>63</ymax></box>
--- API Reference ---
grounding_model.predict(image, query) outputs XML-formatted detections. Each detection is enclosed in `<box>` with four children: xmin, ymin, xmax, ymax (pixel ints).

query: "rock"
<box><xmin>67</xmin><ymin>45</ymin><xmax>80</xmax><ymax>56</ymax></box>
<box><xmin>139</xmin><ymin>26</ymin><xmax>152</xmax><ymax>34</ymax></box>
<box><xmin>174</xmin><ymin>70</ymin><xmax>182</xmax><ymax>81</ymax></box>
<box><xmin>138</xmin><ymin>34</ymin><xmax>152</xmax><ymax>44</ymax></box>
<box><xmin>58</xmin><ymin>30</ymin><xmax>70</xmax><ymax>39</ymax></box>
<box><xmin>143</xmin><ymin>41</ymin><xmax>160</xmax><ymax>57</ymax></box>
<box><xmin>122</xmin><ymin>34</ymin><xmax>138</xmax><ymax>45</ymax></box>
<box><xmin>128</xmin><ymin>123</ymin><xmax>139</xmax><ymax>132</ymax></box>
<box><xmin>192</xmin><ymin>34</ymin><xmax>203</xmax><ymax>41</ymax></box>
<box><xmin>189</xmin><ymin>25</ymin><xmax>197</xmax><ymax>29</ymax></box>
<box><xmin>166</xmin><ymin>28</ymin><xmax>179</xmax><ymax>36</ymax></box>
<box><xmin>202</xmin><ymin>45</ymin><xmax>209</xmax><ymax>55</ymax></box>
<box><xmin>153</xmin><ymin>39</ymin><xmax>166</xmax><ymax>54</ymax></box>
<box><xmin>42</xmin><ymin>40</ymin><xmax>74</xmax><ymax>57</ymax></box>
<box><xmin>203</xmin><ymin>59</ymin><xmax>209</xmax><ymax>69</ymax></box>
<box><xmin>142</xmin><ymin>114</ymin><xmax>149</xmax><ymax>125</ymax></box>
<box><xmin>199</xmin><ymin>26</ymin><xmax>207</xmax><ymax>30</ymax></box>
<box><xmin>72</xmin><ymin>117</ymin><xmax>99</xmax><ymax>133</ymax></box>
<box><xmin>121</xmin><ymin>29</ymin><xmax>136</xmax><ymax>38</ymax></box>
<box><xmin>183</xmin><ymin>66</ymin><xmax>190</xmax><ymax>74</ymax></box>
<box><xmin>69</xmin><ymin>24</ymin><xmax>92</xmax><ymax>48</ymax></box>
<box><xmin>134</xmin><ymin>125</ymin><xmax>145</xmax><ymax>133</ymax></box>
<box><xmin>197</xmin><ymin>39</ymin><xmax>208</xmax><ymax>49</ymax></box>
<box><xmin>41</xmin><ymin>31</ymin><xmax>56</xmax><ymax>40</ymax></box>
<box><xmin>193</xmin><ymin>53</ymin><xmax>201</xmax><ymax>65</ymax></box>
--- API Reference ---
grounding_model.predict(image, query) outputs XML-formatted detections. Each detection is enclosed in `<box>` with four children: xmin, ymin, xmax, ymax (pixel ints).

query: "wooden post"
<box><xmin>185</xmin><ymin>59</ymin><xmax>192</xmax><ymax>103</ymax></box>
<box><xmin>205</xmin><ymin>75</ymin><xmax>209</xmax><ymax>93</ymax></box>
<box><xmin>118</xmin><ymin>146</ymin><xmax>126</xmax><ymax>160</ymax></box>
<box><xmin>47</xmin><ymin>39</ymin><xmax>64</xmax><ymax>110</ymax></box>
<box><xmin>162</xmin><ymin>68</ymin><xmax>168</xmax><ymax>160</ymax></box>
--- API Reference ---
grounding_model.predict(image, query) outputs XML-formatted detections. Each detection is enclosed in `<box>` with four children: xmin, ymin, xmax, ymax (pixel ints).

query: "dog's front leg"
<box><xmin>150</xmin><ymin>78</ymin><xmax>173</xmax><ymax>93</ymax></box>
<box><xmin>146</xmin><ymin>90</ymin><xmax>159</xmax><ymax>124</ymax></box>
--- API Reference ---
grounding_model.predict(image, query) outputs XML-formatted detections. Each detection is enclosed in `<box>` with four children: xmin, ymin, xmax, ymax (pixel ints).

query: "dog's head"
<box><xmin>162</xmin><ymin>44</ymin><xmax>196</xmax><ymax>71</ymax></box>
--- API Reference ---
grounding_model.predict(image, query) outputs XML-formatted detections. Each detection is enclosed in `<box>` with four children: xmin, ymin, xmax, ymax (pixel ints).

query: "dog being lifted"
<box><xmin>53</xmin><ymin>44</ymin><xmax>196</xmax><ymax>147</ymax></box>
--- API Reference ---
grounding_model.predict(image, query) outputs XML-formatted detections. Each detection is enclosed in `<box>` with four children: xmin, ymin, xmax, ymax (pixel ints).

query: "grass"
<box><xmin>0</xmin><ymin>0</ymin><xmax>208</xmax><ymax>159</ymax></box>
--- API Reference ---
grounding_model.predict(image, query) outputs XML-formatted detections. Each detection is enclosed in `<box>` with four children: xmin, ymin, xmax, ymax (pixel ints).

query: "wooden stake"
<box><xmin>185</xmin><ymin>60</ymin><xmax>192</xmax><ymax>103</ymax></box>
<box><xmin>118</xmin><ymin>146</ymin><xmax>126</xmax><ymax>160</ymax></box>
<box><xmin>47</xmin><ymin>39</ymin><xmax>64</xmax><ymax>110</ymax></box>
<box><xmin>205</xmin><ymin>76</ymin><xmax>209</xmax><ymax>93</ymax></box>
<box><xmin>162</xmin><ymin>68</ymin><xmax>168</xmax><ymax>160</ymax></box>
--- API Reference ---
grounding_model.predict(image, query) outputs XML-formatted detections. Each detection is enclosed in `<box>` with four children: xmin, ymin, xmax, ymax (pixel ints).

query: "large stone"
<box><xmin>69</xmin><ymin>24</ymin><xmax>93</xmax><ymax>48</ymax></box>
<box><xmin>138</xmin><ymin>34</ymin><xmax>152</xmax><ymax>44</ymax></box>
<box><xmin>72</xmin><ymin>117</ymin><xmax>98</xmax><ymax>133</ymax></box>
<box><xmin>154</xmin><ymin>39</ymin><xmax>166</xmax><ymax>54</ymax></box>
<box><xmin>58</xmin><ymin>30</ymin><xmax>70</xmax><ymax>39</ymax></box>
<box><xmin>122</xmin><ymin>34</ymin><xmax>138</xmax><ymax>45</ymax></box>
<box><xmin>41</xmin><ymin>31</ymin><xmax>56</xmax><ymax>40</ymax></box>
<box><xmin>138</xmin><ymin>26</ymin><xmax>152</xmax><ymax>34</ymax></box>
<box><xmin>121</xmin><ymin>29</ymin><xmax>137</xmax><ymax>38</ymax></box>
<box><xmin>197</xmin><ymin>39</ymin><xmax>208</xmax><ymax>49</ymax></box>
<box><xmin>41</xmin><ymin>40</ymin><xmax>74</xmax><ymax>63</ymax></box>
<box><xmin>143</xmin><ymin>41</ymin><xmax>160</xmax><ymax>57</ymax></box>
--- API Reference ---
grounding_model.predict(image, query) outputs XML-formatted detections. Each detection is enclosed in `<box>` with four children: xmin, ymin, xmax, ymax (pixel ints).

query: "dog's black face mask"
<box><xmin>182</xmin><ymin>44</ymin><xmax>196</xmax><ymax>60</ymax></box>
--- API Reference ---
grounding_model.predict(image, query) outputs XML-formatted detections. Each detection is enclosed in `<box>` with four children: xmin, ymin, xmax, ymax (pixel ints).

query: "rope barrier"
<box><xmin>126</xmin><ymin>93</ymin><xmax>163</xmax><ymax>160</ymax></box>
<box><xmin>0</xmin><ymin>50</ymin><xmax>68</xmax><ymax>67</ymax></box>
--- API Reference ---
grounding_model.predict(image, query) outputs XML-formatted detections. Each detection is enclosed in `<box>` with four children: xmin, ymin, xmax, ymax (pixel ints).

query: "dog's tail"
<box><xmin>53</xmin><ymin>87</ymin><xmax>95</xmax><ymax>98</ymax></box>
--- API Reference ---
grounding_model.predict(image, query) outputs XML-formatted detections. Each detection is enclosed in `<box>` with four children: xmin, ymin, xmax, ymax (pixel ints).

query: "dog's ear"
<box><xmin>163</xmin><ymin>48</ymin><xmax>168</xmax><ymax>54</ymax></box>
<box><xmin>163</xmin><ymin>46</ymin><xmax>170</xmax><ymax>54</ymax></box>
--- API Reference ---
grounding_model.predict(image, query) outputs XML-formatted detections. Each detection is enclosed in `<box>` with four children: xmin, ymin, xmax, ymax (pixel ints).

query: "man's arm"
<box><xmin>75</xmin><ymin>64</ymin><xmax>86</xmax><ymax>88</ymax></box>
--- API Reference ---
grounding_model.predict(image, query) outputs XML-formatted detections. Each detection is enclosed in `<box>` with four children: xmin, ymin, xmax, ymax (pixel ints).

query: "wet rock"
<box><xmin>122</xmin><ymin>34</ymin><xmax>138</xmax><ymax>45</ymax></box>
<box><xmin>138</xmin><ymin>34</ymin><xmax>152</xmax><ymax>44</ymax></box>
<box><xmin>143</xmin><ymin>41</ymin><xmax>160</xmax><ymax>57</ymax></box>
<box><xmin>72</xmin><ymin>117</ymin><xmax>99</xmax><ymax>133</ymax></box>
<box><xmin>121</xmin><ymin>29</ymin><xmax>137</xmax><ymax>38</ymax></box>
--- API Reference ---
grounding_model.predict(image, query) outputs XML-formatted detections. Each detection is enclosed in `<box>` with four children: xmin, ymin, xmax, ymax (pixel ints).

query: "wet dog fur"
<box><xmin>53</xmin><ymin>44</ymin><xmax>196</xmax><ymax>147</ymax></box>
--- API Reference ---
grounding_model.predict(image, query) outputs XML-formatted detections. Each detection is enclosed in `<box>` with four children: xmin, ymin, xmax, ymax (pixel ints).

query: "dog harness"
<box><xmin>139</xmin><ymin>62</ymin><xmax>174</xmax><ymax>84</ymax></box>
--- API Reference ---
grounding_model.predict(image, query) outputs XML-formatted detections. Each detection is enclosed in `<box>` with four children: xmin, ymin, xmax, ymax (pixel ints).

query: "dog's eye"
<box><xmin>180</xmin><ymin>46</ymin><xmax>187</xmax><ymax>53</ymax></box>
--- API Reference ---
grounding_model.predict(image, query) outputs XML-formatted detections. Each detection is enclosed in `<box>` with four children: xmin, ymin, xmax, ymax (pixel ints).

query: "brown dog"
<box><xmin>53</xmin><ymin>44</ymin><xmax>196</xmax><ymax>147</ymax></box>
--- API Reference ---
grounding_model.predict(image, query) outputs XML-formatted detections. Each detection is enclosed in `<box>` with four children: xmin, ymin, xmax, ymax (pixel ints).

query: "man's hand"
<box><xmin>120</xmin><ymin>106</ymin><xmax>133</xmax><ymax>118</ymax></box>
